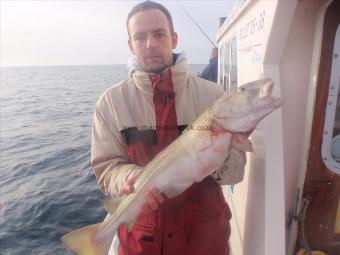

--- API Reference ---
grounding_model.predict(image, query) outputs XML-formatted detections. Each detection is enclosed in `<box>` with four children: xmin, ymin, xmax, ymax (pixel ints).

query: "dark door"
<box><xmin>297</xmin><ymin>1</ymin><xmax>340</xmax><ymax>254</ymax></box>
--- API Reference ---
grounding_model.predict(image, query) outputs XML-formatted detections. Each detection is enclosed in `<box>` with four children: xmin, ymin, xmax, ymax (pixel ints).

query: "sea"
<box><xmin>0</xmin><ymin>64</ymin><xmax>205</xmax><ymax>255</ymax></box>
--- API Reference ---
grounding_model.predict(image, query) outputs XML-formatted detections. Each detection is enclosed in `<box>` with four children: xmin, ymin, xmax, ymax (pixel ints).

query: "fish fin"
<box><xmin>232</xmin><ymin>134</ymin><xmax>254</xmax><ymax>152</ymax></box>
<box><xmin>124</xmin><ymin>220</ymin><xmax>135</xmax><ymax>232</ymax></box>
<box><xmin>103</xmin><ymin>198</ymin><xmax>122</xmax><ymax>215</ymax></box>
<box><xmin>61</xmin><ymin>223</ymin><xmax>112</xmax><ymax>255</ymax></box>
<box><xmin>97</xmin><ymin>214</ymin><xmax>120</xmax><ymax>238</ymax></box>
<box><xmin>121</xmin><ymin>212</ymin><xmax>140</xmax><ymax>232</ymax></box>
<box><xmin>258</xmin><ymin>80</ymin><xmax>274</xmax><ymax>99</ymax></box>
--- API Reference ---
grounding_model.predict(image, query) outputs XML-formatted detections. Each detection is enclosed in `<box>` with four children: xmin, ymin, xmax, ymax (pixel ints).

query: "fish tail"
<box><xmin>61</xmin><ymin>223</ymin><xmax>113</xmax><ymax>255</ymax></box>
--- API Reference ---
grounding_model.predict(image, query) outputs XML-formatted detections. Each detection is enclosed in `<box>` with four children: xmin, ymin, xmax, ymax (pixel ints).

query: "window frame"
<box><xmin>321</xmin><ymin>24</ymin><xmax>340</xmax><ymax>174</ymax></box>
<box><xmin>218</xmin><ymin>37</ymin><xmax>238</xmax><ymax>92</ymax></box>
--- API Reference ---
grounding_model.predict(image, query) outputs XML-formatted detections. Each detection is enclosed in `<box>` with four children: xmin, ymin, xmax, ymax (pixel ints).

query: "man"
<box><xmin>91</xmin><ymin>1</ymin><xmax>246</xmax><ymax>254</ymax></box>
<box><xmin>200</xmin><ymin>47</ymin><xmax>218</xmax><ymax>82</ymax></box>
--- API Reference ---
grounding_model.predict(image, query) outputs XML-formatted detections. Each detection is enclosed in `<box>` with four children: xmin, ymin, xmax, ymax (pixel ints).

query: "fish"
<box><xmin>61</xmin><ymin>79</ymin><xmax>282</xmax><ymax>255</ymax></box>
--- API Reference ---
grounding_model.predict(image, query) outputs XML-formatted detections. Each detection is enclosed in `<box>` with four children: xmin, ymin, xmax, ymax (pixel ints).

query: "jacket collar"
<box><xmin>127</xmin><ymin>52</ymin><xmax>190</xmax><ymax>97</ymax></box>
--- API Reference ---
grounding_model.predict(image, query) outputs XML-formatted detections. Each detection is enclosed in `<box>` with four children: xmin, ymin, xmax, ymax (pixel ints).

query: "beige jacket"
<box><xmin>91</xmin><ymin>54</ymin><xmax>246</xmax><ymax>198</ymax></box>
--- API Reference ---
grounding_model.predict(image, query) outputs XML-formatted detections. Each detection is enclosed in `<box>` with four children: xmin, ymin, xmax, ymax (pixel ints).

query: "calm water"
<box><xmin>0</xmin><ymin>64</ymin><xmax>205</xmax><ymax>255</ymax></box>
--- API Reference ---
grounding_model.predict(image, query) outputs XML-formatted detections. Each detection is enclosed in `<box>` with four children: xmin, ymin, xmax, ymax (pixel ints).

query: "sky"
<box><xmin>0</xmin><ymin>0</ymin><xmax>236</xmax><ymax>67</ymax></box>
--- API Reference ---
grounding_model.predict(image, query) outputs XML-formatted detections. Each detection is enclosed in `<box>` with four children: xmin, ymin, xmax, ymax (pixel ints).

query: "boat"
<box><xmin>216</xmin><ymin>0</ymin><xmax>340</xmax><ymax>254</ymax></box>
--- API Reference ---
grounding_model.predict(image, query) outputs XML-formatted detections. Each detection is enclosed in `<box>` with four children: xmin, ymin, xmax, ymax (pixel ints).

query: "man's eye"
<box><xmin>156</xmin><ymin>33</ymin><xmax>165</xmax><ymax>38</ymax></box>
<box><xmin>134</xmin><ymin>35</ymin><xmax>145</xmax><ymax>41</ymax></box>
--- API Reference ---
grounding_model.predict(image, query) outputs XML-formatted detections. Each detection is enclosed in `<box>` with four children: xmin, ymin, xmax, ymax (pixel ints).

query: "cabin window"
<box><xmin>322</xmin><ymin>24</ymin><xmax>340</xmax><ymax>174</ymax></box>
<box><xmin>218</xmin><ymin>37</ymin><xmax>238</xmax><ymax>92</ymax></box>
<box><xmin>230</xmin><ymin>37</ymin><xmax>238</xmax><ymax>91</ymax></box>
<box><xmin>224</xmin><ymin>42</ymin><xmax>231</xmax><ymax>91</ymax></box>
<box><xmin>218</xmin><ymin>45</ymin><xmax>225</xmax><ymax>89</ymax></box>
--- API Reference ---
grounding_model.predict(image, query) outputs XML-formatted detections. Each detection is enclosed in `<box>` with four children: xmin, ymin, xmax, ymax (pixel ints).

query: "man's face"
<box><xmin>128</xmin><ymin>9</ymin><xmax>178</xmax><ymax>73</ymax></box>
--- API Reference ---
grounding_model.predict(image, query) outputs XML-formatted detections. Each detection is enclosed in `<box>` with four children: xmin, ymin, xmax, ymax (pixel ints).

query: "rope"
<box><xmin>293</xmin><ymin>197</ymin><xmax>312</xmax><ymax>255</ymax></box>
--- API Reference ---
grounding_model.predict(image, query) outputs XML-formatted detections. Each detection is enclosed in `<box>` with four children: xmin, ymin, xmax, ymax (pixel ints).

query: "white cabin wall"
<box><xmin>261</xmin><ymin>1</ymin><xmax>300</xmax><ymax>254</ymax></box>
<box><xmin>220</xmin><ymin>1</ymin><xmax>288</xmax><ymax>254</ymax></box>
<box><xmin>217</xmin><ymin>0</ymin><xmax>334</xmax><ymax>254</ymax></box>
<box><xmin>220</xmin><ymin>1</ymin><xmax>276</xmax><ymax>254</ymax></box>
<box><xmin>279</xmin><ymin>0</ymin><xmax>323</xmax><ymax>246</ymax></box>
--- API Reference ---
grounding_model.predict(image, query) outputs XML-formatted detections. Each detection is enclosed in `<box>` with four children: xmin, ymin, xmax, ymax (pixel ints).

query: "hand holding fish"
<box><xmin>120</xmin><ymin>171</ymin><xmax>165</xmax><ymax>214</ymax></box>
<box><xmin>142</xmin><ymin>188</ymin><xmax>165</xmax><ymax>214</ymax></box>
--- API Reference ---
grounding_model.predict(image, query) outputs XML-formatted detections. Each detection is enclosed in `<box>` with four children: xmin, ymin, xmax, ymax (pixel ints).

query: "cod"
<box><xmin>61</xmin><ymin>79</ymin><xmax>282</xmax><ymax>255</ymax></box>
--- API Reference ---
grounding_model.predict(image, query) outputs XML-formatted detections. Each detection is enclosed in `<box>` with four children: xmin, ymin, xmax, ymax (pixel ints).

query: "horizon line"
<box><xmin>0</xmin><ymin>63</ymin><xmax>206</xmax><ymax>68</ymax></box>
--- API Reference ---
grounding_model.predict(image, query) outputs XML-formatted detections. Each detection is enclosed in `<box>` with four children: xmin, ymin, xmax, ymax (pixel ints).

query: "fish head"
<box><xmin>211</xmin><ymin>79</ymin><xmax>283</xmax><ymax>133</ymax></box>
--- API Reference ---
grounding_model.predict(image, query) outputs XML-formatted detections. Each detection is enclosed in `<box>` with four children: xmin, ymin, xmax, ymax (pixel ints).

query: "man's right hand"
<box><xmin>120</xmin><ymin>170</ymin><xmax>165</xmax><ymax>215</ymax></box>
<box><xmin>141</xmin><ymin>188</ymin><xmax>165</xmax><ymax>214</ymax></box>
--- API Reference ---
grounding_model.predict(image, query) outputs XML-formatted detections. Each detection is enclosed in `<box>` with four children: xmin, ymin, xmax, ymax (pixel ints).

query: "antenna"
<box><xmin>176</xmin><ymin>1</ymin><xmax>217</xmax><ymax>48</ymax></box>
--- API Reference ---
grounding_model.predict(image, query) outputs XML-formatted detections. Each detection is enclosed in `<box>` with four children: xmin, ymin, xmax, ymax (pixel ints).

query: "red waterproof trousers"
<box><xmin>118</xmin><ymin>70</ymin><xmax>231</xmax><ymax>255</ymax></box>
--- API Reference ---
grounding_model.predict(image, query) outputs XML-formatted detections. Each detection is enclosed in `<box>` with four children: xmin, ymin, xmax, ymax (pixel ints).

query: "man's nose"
<box><xmin>146</xmin><ymin>35</ymin><xmax>156</xmax><ymax>48</ymax></box>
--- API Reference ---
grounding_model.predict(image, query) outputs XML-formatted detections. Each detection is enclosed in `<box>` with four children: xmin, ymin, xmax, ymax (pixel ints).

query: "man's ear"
<box><xmin>128</xmin><ymin>40</ymin><xmax>135</xmax><ymax>54</ymax></box>
<box><xmin>172</xmin><ymin>32</ymin><xmax>178</xmax><ymax>49</ymax></box>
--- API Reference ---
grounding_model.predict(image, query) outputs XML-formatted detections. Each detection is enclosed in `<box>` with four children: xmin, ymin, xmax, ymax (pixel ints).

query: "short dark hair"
<box><xmin>127</xmin><ymin>1</ymin><xmax>174</xmax><ymax>36</ymax></box>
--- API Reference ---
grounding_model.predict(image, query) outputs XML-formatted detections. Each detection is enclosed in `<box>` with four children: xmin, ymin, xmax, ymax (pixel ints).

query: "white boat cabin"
<box><xmin>216</xmin><ymin>0</ymin><xmax>340</xmax><ymax>254</ymax></box>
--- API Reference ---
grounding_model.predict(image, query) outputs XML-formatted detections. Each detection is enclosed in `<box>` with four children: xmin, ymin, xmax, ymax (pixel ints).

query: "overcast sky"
<box><xmin>1</xmin><ymin>0</ymin><xmax>235</xmax><ymax>67</ymax></box>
